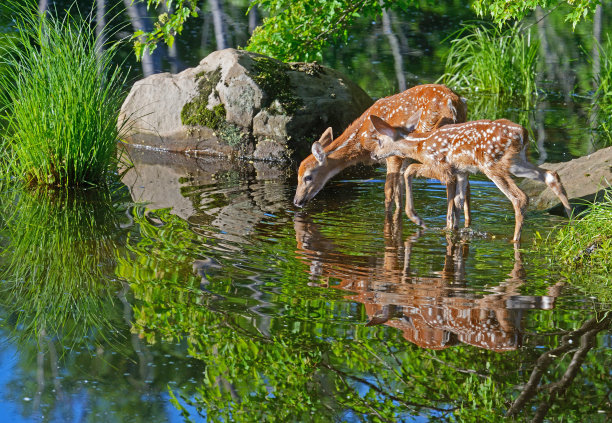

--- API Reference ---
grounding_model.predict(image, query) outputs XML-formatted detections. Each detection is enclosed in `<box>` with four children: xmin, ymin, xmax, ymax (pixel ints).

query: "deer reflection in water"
<box><xmin>294</xmin><ymin>212</ymin><xmax>563</xmax><ymax>352</ymax></box>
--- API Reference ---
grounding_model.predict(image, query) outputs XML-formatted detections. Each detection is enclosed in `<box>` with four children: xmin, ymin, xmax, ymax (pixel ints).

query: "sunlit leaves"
<box><xmin>472</xmin><ymin>0</ymin><xmax>602</xmax><ymax>28</ymax></box>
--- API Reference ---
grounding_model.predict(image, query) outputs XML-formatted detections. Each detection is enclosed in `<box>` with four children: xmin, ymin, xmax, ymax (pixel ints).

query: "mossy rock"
<box><xmin>119</xmin><ymin>49</ymin><xmax>374</xmax><ymax>163</ymax></box>
<box><xmin>181</xmin><ymin>68</ymin><xmax>224</xmax><ymax>129</ymax></box>
<box><xmin>251</xmin><ymin>56</ymin><xmax>303</xmax><ymax>115</ymax></box>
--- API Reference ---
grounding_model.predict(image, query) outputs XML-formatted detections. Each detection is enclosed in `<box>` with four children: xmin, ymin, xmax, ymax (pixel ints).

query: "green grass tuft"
<box><xmin>0</xmin><ymin>3</ymin><xmax>127</xmax><ymax>187</ymax></box>
<box><xmin>537</xmin><ymin>190</ymin><xmax>612</xmax><ymax>303</ymax></box>
<box><xmin>440</xmin><ymin>23</ymin><xmax>538</xmax><ymax>109</ymax></box>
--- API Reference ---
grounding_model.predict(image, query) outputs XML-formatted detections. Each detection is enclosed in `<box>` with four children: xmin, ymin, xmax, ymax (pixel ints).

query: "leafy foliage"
<box><xmin>472</xmin><ymin>0</ymin><xmax>603</xmax><ymax>28</ymax></box>
<box><xmin>593</xmin><ymin>35</ymin><xmax>612</xmax><ymax>145</ymax></box>
<box><xmin>246</xmin><ymin>0</ymin><xmax>422</xmax><ymax>61</ymax></box>
<box><xmin>131</xmin><ymin>0</ymin><xmax>199</xmax><ymax>58</ymax></box>
<box><xmin>0</xmin><ymin>2</ymin><xmax>127</xmax><ymax>186</ymax></box>
<box><xmin>130</xmin><ymin>0</ymin><xmax>427</xmax><ymax>61</ymax></box>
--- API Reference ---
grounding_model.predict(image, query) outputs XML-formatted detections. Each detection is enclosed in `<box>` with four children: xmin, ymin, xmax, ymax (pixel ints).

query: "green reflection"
<box><xmin>0</xmin><ymin>186</ymin><xmax>127</xmax><ymax>348</ymax></box>
<box><xmin>117</xmin><ymin>207</ymin><xmax>612</xmax><ymax>421</ymax></box>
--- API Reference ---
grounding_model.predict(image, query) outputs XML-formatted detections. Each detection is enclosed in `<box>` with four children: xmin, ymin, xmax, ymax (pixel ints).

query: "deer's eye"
<box><xmin>304</xmin><ymin>175</ymin><xmax>313</xmax><ymax>183</ymax></box>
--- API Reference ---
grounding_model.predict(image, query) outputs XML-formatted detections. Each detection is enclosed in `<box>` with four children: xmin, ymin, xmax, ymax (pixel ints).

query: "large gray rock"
<box><xmin>520</xmin><ymin>146</ymin><xmax>612</xmax><ymax>214</ymax></box>
<box><xmin>118</xmin><ymin>48</ymin><xmax>373</xmax><ymax>163</ymax></box>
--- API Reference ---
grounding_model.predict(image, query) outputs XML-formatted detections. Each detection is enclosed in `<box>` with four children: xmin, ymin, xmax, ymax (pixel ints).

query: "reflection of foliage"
<box><xmin>117</xmin><ymin>207</ymin><xmax>612</xmax><ymax>421</ymax></box>
<box><xmin>537</xmin><ymin>190</ymin><xmax>612</xmax><ymax>303</ymax></box>
<box><xmin>441</xmin><ymin>23</ymin><xmax>538</xmax><ymax>109</ymax></box>
<box><xmin>0</xmin><ymin>187</ymin><xmax>127</xmax><ymax>347</ymax></box>
<box><xmin>465</xmin><ymin>93</ymin><xmax>533</xmax><ymax>130</ymax></box>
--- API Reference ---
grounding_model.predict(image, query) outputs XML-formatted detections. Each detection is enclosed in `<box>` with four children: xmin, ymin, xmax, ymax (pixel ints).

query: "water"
<box><xmin>0</xmin><ymin>147</ymin><xmax>609</xmax><ymax>422</ymax></box>
<box><xmin>1</xmin><ymin>2</ymin><xmax>611</xmax><ymax>422</ymax></box>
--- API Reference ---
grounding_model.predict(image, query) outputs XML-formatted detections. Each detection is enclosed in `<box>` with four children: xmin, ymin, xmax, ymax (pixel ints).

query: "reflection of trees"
<box><xmin>117</xmin><ymin>205</ymin><xmax>612</xmax><ymax>421</ymax></box>
<box><xmin>508</xmin><ymin>311</ymin><xmax>611</xmax><ymax>420</ymax></box>
<box><xmin>294</xmin><ymin>210</ymin><xmax>612</xmax><ymax>420</ymax></box>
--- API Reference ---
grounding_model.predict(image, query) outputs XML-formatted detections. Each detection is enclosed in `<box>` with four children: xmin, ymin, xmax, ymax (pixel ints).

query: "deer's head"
<box><xmin>370</xmin><ymin>110</ymin><xmax>421</xmax><ymax>161</ymax></box>
<box><xmin>293</xmin><ymin>127</ymin><xmax>335</xmax><ymax>207</ymax></box>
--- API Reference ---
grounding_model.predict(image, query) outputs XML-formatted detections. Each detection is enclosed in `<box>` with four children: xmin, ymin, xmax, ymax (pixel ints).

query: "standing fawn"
<box><xmin>369</xmin><ymin>115</ymin><xmax>572</xmax><ymax>242</ymax></box>
<box><xmin>293</xmin><ymin>84</ymin><xmax>470</xmax><ymax>229</ymax></box>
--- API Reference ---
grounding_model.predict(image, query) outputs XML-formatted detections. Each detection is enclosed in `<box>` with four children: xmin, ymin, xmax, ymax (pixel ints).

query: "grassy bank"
<box><xmin>538</xmin><ymin>191</ymin><xmax>612</xmax><ymax>302</ymax></box>
<box><xmin>0</xmin><ymin>3</ymin><xmax>126</xmax><ymax>187</ymax></box>
<box><xmin>440</xmin><ymin>23</ymin><xmax>538</xmax><ymax>114</ymax></box>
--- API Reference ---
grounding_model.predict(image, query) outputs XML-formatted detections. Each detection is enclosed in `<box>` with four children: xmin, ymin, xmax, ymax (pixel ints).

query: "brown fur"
<box><xmin>294</xmin><ymin>85</ymin><xmax>469</xmax><ymax>227</ymax></box>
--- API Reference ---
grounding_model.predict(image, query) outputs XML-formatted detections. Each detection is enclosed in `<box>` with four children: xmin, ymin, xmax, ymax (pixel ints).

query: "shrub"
<box><xmin>0</xmin><ymin>3</ymin><xmax>127</xmax><ymax>187</ymax></box>
<box><xmin>537</xmin><ymin>190</ymin><xmax>612</xmax><ymax>303</ymax></box>
<box><xmin>440</xmin><ymin>23</ymin><xmax>538</xmax><ymax>109</ymax></box>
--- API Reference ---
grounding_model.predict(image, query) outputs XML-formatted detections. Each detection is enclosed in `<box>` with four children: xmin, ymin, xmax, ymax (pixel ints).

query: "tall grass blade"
<box><xmin>0</xmin><ymin>2</ymin><xmax>127</xmax><ymax>187</ymax></box>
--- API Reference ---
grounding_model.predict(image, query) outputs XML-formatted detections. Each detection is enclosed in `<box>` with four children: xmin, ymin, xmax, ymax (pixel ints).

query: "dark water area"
<box><xmin>1</xmin><ymin>1</ymin><xmax>612</xmax><ymax>422</ymax></box>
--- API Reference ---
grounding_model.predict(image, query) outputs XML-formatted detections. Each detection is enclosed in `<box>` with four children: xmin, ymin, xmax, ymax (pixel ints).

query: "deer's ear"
<box><xmin>311</xmin><ymin>141</ymin><xmax>327</xmax><ymax>165</ymax></box>
<box><xmin>317</xmin><ymin>127</ymin><xmax>334</xmax><ymax>148</ymax></box>
<box><xmin>370</xmin><ymin>115</ymin><xmax>399</xmax><ymax>141</ymax></box>
<box><xmin>404</xmin><ymin>109</ymin><xmax>422</xmax><ymax>133</ymax></box>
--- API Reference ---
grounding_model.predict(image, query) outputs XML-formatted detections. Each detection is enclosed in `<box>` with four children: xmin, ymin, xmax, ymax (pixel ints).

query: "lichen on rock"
<box><xmin>119</xmin><ymin>49</ymin><xmax>374</xmax><ymax>162</ymax></box>
<box><xmin>251</xmin><ymin>56</ymin><xmax>303</xmax><ymax>115</ymax></box>
<box><xmin>181</xmin><ymin>68</ymin><xmax>223</xmax><ymax>128</ymax></box>
<box><xmin>181</xmin><ymin>67</ymin><xmax>247</xmax><ymax>149</ymax></box>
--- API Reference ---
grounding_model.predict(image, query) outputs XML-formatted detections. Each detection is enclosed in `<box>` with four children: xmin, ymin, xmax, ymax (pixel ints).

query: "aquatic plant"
<box><xmin>0</xmin><ymin>2</ymin><xmax>126</xmax><ymax>187</ymax></box>
<box><xmin>538</xmin><ymin>190</ymin><xmax>612</xmax><ymax>303</ymax></box>
<box><xmin>441</xmin><ymin>23</ymin><xmax>538</xmax><ymax>108</ymax></box>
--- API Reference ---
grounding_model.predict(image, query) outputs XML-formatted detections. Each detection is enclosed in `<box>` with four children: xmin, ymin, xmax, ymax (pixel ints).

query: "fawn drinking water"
<box><xmin>293</xmin><ymin>84</ymin><xmax>470</xmax><ymax>229</ymax></box>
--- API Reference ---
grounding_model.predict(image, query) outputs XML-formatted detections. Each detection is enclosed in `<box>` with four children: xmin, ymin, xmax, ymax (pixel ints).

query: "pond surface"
<box><xmin>0</xmin><ymin>146</ymin><xmax>610</xmax><ymax>422</ymax></box>
<box><xmin>1</xmin><ymin>1</ymin><xmax>612</xmax><ymax>422</ymax></box>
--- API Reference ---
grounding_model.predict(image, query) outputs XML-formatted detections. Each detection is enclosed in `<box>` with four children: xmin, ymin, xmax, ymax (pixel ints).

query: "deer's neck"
<box><xmin>325</xmin><ymin>123</ymin><xmax>373</xmax><ymax>168</ymax></box>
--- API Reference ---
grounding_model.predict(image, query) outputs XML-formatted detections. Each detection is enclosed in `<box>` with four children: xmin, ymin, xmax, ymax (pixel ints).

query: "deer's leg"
<box><xmin>445</xmin><ymin>178</ymin><xmax>458</xmax><ymax>230</ymax></box>
<box><xmin>486</xmin><ymin>172</ymin><xmax>528</xmax><ymax>243</ymax></box>
<box><xmin>385</xmin><ymin>156</ymin><xmax>404</xmax><ymax>212</ymax></box>
<box><xmin>403</xmin><ymin>163</ymin><xmax>426</xmax><ymax>228</ymax></box>
<box><xmin>455</xmin><ymin>172</ymin><xmax>471</xmax><ymax>227</ymax></box>
<box><xmin>510</xmin><ymin>161</ymin><xmax>572</xmax><ymax>218</ymax></box>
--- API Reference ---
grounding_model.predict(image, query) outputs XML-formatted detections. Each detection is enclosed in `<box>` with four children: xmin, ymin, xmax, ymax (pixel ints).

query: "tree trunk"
<box><xmin>381</xmin><ymin>7</ymin><xmax>406</xmax><ymax>92</ymax></box>
<box><xmin>38</xmin><ymin>0</ymin><xmax>49</xmax><ymax>13</ymax></box>
<box><xmin>592</xmin><ymin>4</ymin><xmax>602</xmax><ymax>86</ymax></box>
<box><xmin>201</xmin><ymin>12</ymin><xmax>211</xmax><ymax>51</ymax></box>
<box><xmin>209</xmin><ymin>0</ymin><xmax>228</xmax><ymax>50</ymax></box>
<box><xmin>164</xmin><ymin>4</ymin><xmax>184</xmax><ymax>74</ymax></box>
<box><xmin>122</xmin><ymin>0</ymin><xmax>162</xmax><ymax>76</ymax></box>
<box><xmin>248</xmin><ymin>5</ymin><xmax>258</xmax><ymax>35</ymax></box>
<box><xmin>95</xmin><ymin>0</ymin><xmax>107</xmax><ymax>56</ymax></box>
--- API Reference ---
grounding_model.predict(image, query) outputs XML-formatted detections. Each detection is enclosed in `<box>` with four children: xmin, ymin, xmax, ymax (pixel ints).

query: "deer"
<box><xmin>293</xmin><ymin>84</ymin><xmax>471</xmax><ymax>230</ymax></box>
<box><xmin>369</xmin><ymin>115</ymin><xmax>573</xmax><ymax>243</ymax></box>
